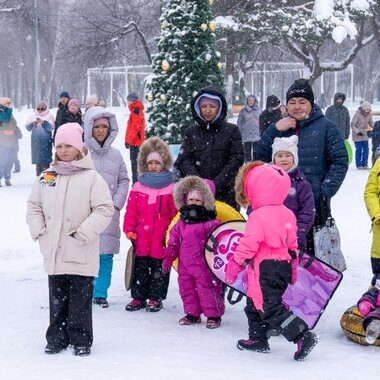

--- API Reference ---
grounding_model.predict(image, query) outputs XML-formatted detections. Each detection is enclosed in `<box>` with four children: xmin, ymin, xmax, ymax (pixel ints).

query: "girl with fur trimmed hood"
<box><xmin>225</xmin><ymin>162</ymin><xmax>318</xmax><ymax>361</ymax></box>
<box><xmin>163</xmin><ymin>176</ymin><xmax>224</xmax><ymax>328</ymax></box>
<box><xmin>123</xmin><ymin>137</ymin><xmax>177</xmax><ymax>312</ymax></box>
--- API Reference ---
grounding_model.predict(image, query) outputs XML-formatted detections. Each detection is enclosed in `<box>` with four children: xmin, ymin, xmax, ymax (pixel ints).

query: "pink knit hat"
<box><xmin>55</xmin><ymin>123</ymin><xmax>84</xmax><ymax>152</ymax></box>
<box><xmin>93</xmin><ymin>117</ymin><xmax>110</xmax><ymax>128</ymax></box>
<box><xmin>146</xmin><ymin>151</ymin><xmax>163</xmax><ymax>164</ymax></box>
<box><xmin>68</xmin><ymin>98</ymin><xmax>80</xmax><ymax>108</ymax></box>
<box><xmin>187</xmin><ymin>189</ymin><xmax>204</xmax><ymax>203</ymax></box>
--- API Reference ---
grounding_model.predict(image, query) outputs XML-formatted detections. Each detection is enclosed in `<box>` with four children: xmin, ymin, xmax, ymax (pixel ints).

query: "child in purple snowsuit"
<box><xmin>357</xmin><ymin>275</ymin><xmax>380</xmax><ymax>344</ymax></box>
<box><xmin>163</xmin><ymin>175</ymin><xmax>224</xmax><ymax>329</ymax></box>
<box><xmin>272</xmin><ymin>135</ymin><xmax>315</xmax><ymax>251</ymax></box>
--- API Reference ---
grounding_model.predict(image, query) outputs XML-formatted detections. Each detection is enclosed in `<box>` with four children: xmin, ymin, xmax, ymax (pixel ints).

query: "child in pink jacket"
<box><xmin>123</xmin><ymin>137</ymin><xmax>177</xmax><ymax>312</ymax></box>
<box><xmin>163</xmin><ymin>176</ymin><xmax>224</xmax><ymax>328</ymax></box>
<box><xmin>225</xmin><ymin>161</ymin><xmax>318</xmax><ymax>361</ymax></box>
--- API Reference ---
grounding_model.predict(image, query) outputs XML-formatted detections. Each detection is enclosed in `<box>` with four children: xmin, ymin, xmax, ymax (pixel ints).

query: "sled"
<box><xmin>124</xmin><ymin>245</ymin><xmax>135</xmax><ymax>291</ymax></box>
<box><xmin>340</xmin><ymin>305</ymin><xmax>380</xmax><ymax>347</ymax></box>
<box><xmin>204</xmin><ymin>221</ymin><xmax>343</xmax><ymax>329</ymax></box>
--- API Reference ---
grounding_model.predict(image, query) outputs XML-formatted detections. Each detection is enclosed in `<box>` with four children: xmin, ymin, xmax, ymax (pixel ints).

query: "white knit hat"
<box><xmin>272</xmin><ymin>135</ymin><xmax>299</xmax><ymax>170</ymax></box>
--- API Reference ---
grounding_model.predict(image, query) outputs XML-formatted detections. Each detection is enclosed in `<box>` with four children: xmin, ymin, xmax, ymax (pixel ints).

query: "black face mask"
<box><xmin>179</xmin><ymin>204</ymin><xmax>217</xmax><ymax>224</ymax></box>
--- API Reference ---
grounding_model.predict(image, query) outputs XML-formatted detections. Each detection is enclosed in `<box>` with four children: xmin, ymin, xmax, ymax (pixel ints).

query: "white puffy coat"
<box><xmin>26</xmin><ymin>150</ymin><xmax>114</xmax><ymax>276</ymax></box>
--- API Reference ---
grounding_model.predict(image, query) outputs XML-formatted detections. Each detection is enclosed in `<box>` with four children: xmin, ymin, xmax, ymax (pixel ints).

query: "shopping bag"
<box><xmin>314</xmin><ymin>217</ymin><xmax>347</xmax><ymax>272</ymax></box>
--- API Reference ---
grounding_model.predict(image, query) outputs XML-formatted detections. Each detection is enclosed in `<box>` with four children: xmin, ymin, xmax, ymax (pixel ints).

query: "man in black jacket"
<box><xmin>175</xmin><ymin>85</ymin><xmax>244</xmax><ymax>209</ymax></box>
<box><xmin>325</xmin><ymin>92</ymin><xmax>350</xmax><ymax>140</ymax></box>
<box><xmin>55</xmin><ymin>91</ymin><xmax>70</xmax><ymax>132</ymax></box>
<box><xmin>259</xmin><ymin>95</ymin><xmax>282</xmax><ymax>136</ymax></box>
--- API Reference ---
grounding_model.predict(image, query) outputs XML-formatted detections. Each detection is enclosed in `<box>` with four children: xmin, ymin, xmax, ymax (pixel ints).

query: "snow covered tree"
<box><xmin>146</xmin><ymin>0</ymin><xmax>224</xmax><ymax>144</ymax></box>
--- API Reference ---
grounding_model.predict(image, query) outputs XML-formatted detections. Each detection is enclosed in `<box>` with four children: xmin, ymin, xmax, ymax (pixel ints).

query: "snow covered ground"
<box><xmin>1</xmin><ymin>107</ymin><xmax>379</xmax><ymax>380</ymax></box>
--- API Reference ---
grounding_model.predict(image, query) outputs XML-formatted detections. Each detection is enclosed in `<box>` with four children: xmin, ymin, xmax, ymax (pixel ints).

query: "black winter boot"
<box><xmin>93</xmin><ymin>297</ymin><xmax>109</xmax><ymax>308</ymax></box>
<box><xmin>294</xmin><ymin>331</ymin><xmax>318</xmax><ymax>361</ymax></box>
<box><xmin>237</xmin><ymin>338</ymin><xmax>270</xmax><ymax>353</ymax></box>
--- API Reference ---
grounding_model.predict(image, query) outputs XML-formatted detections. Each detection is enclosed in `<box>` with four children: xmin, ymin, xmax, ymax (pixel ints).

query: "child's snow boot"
<box><xmin>294</xmin><ymin>331</ymin><xmax>318</xmax><ymax>361</ymax></box>
<box><xmin>125</xmin><ymin>298</ymin><xmax>146</xmax><ymax>311</ymax></box>
<box><xmin>146</xmin><ymin>298</ymin><xmax>163</xmax><ymax>312</ymax></box>
<box><xmin>93</xmin><ymin>297</ymin><xmax>109</xmax><ymax>308</ymax></box>
<box><xmin>206</xmin><ymin>317</ymin><xmax>222</xmax><ymax>329</ymax></box>
<box><xmin>365</xmin><ymin>319</ymin><xmax>380</xmax><ymax>344</ymax></box>
<box><xmin>44</xmin><ymin>343</ymin><xmax>67</xmax><ymax>355</ymax></box>
<box><xmin>73</xmin><ymin>346</ymin><xmax>91</xmax><ymax>357</ymax></box>
<box><xmin>179</xmin><ymin>314</ymin><xmax>201</xmax><ymax>325</ymax></box>
<box><xmin>237</xmin><ymin>338</ymin><xmax>270</xmax><ymax>353</ymax></box>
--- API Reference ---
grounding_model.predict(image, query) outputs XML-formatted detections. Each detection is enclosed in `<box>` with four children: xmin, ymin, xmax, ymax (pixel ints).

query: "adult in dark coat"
<box><xmin>54</xmin><ymin>98</ymin><xmax>83</xmax><ymax>141</ymax></box>
<box><xmin>54</xmin><ymin>91</ymin><xmax>70</xmax><ymax>131</ymax></box>
<box><xmin>325</xmin><ymin>92</ymin><xmax>350</xmax><ymax>140</ymax></box>
<box><xmin>175</xmin><ymin>85</ymin><xmax>244</xmax><ymax>209</ymax></box>
<box><xmin>254</xmin><ymin>79</ymin><xmax>348</xmax><ymax>254</ymax></box>
<box><xmin>25</xmin><ymin>101</ymin><xmax>54</xmax><ymax>176</ymax></box>
<box><xmin>259</xmin><ymin>95</ymin><xmax>282</xmax><ymax>136</ymax></box>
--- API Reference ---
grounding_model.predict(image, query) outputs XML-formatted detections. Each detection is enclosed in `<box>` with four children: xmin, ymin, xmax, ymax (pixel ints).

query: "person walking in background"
<box><xmin>125</xmin><ymin>92</ymin><xmax>145</xmax><ymax>184</ymax></box>
<box><xmin>163</xmin><ymin>176</ymin><xmax>224</xmax><ymax>329</ymax></box>
<box><xmin>237</xmin><ymin>95</ymin><xmax>261</xmax><ymax>162</ymax></box>
<box><xmin>26</xmin><ymin>123</ymin><xmax>114</xmax><ymax>356</ymax></box>
<box><xmin>55</xmin><ymin>91</ymin><xmax>70</xmax><ymax>131</ymax></box>
<box><xmin>325</xmin><ymin>93</ymin><xmax>350</xmax><ymax>141</ymax></box>
<box><xmin>369</xmin><ymin>119</ymin><xmax>380</xmax><ymax>165</ymax></box>
<box><xmin>84</xmin><ymin>107</ymin><xmax>129</xmax><ymax>308</ymax></box>
<box><xmin>0</xmin><ymin>97</ymin><xmax>20</xmax><ymax>187</ymax></box>
<box><xmin>351</xmin><ymin>101</ymin><xmax>373</xmax><ymax>170</ymax></box>
<box><xmin>25</xmin><ymin>101</ymin><xmax>54</xmax><ymax>176</ymax></box>
<box><xmin>175</xmin><ymin>85</ymin><xmax>244</xmax><ymax>210</ymax></box>
<box><xmin>123</xmin><ymin>137</ymin><xmax>177</xmax><ymax>312</ymax></box>
<box><xmin>225</xmin><ymin>163</ymin><xmax>318</xmax><ymax>360</ymax></box>
<box><xmin>254</xmin><ymin>79</ymin><xmax>348</xmax><ymax>255</ymax></box>
<box><xmin>259</xmin><ymin>95</ymin><xmax>282</xmax><ymax>136</ymax></box>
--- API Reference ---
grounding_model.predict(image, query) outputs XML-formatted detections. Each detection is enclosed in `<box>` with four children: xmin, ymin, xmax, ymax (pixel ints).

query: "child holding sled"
<box><xmin>123</xmin><ymin>136</ymin><xmax>177</xmax><ymax>312</ymax></box>
<box><xmin>357</xmin><ymin>275</ymin><xmax>380</xmax><ymax>344</ymax></box>
<box><xmin>225</xmin><ymin>162</ymin><xmax>318</xmax><ymax>361</ymax></box>
<box><xmin>163</xmin><ymin>176</ymin><xmax>224</xmax><ymax>328</ymax></box>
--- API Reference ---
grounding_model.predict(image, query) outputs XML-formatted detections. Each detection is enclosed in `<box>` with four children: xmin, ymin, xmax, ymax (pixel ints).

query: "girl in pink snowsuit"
<box><xmin>163</xmin><ymin>176</ymin><xmax>224</xmax><ymax>329</ymax></box>
<box><xmin>225</xmin><ymin>162</ymin><xmax>318</xmax><ymax>361</ymax></box>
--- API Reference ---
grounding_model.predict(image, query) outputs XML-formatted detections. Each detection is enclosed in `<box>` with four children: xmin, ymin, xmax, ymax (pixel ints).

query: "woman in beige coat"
<box><xmin>26</xmin><ymin>122</ymin><xmax>114</xmax><ymax>357</ymax></box>
<box><xmin>351</xmin><ymin>101</ymin><xmax>374</xmax><ymax>169</ymax></box>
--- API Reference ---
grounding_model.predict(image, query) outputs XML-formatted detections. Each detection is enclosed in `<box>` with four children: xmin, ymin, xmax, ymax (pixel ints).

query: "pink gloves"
<box><xmin>225</xmin><ymin>259</ymin><xmax>245</xmax><ymax>285</ymax></box>
<box><xmin>291</xmin><ymin>258</ymin><xmax>299</xmax><ymax>285</ymax></box>
<box><xmin>358</xmin><ymin>300</ymin><xmax>375</xmax><ymax>316</ymax></box>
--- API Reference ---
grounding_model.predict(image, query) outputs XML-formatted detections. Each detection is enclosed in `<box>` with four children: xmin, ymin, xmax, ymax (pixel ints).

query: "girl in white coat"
<box><xmin>26</xmin><ymin>122</ymin><xmax>114</xmax><ymax>357</ymax></box>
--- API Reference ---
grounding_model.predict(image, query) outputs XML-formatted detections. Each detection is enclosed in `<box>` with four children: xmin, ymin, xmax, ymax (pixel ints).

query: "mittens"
<box><xmin>358</xmin><ymin>300</ymin><xmax>374</xmax><ymax>316</ymax></box>
<box><xmin>126</xmin><ymin>231</ymin><xmax>137</xmax><ymax>240</ymax></box>
<box><xmin>225</xmin><ymin>259</ymin><xmax>245</xmax><ymax>285</ymax></box>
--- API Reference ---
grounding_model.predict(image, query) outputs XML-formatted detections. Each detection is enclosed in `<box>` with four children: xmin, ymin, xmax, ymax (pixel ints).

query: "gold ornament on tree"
<box><xmin>209</xmin><ymin>0</ymin><xmax>214</xmax><ymax>5</ymax></box>
<box><xmin>161</xmin><ymin>60</ymin><xmax>170</xmax><ymax>71</ymax></box>
<box><xmin>200</xmin><ymin>23</ymin><xmax>208</xmax><ymax>32</ymax></box>
<box><xmin>217</xmin><ymin>62</ymin><xmax>223</xmax><ymax>70</ymax></box>
<box><xmin>161</xmin><ymin>20</ymin><xmax>168</xmax><ymax>29</ymax></box>
<box><xmin>208</xmin><ymin>21</ymin><xmax>217</xmax><ymax>32</ymax></box>
<box><xmin>160</xmin><ymin>94</ymin><xmax>167</xmax><ymax>103</ymax></box>
<box><xmin>147</xmin><ymin>93</ymin><xmax>154</xmax><ymax>101</ymax></box>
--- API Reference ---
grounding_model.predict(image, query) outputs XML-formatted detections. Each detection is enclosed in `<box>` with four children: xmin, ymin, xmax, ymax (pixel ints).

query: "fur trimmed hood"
<box><xmin>138</xmin><ymin>136</ymin><xmax>173</xmax><ymax>174</ymax></box>
<box><xmin>174</xmin><ymin>176</ymin><xmax>215</xmax><ymax>211</ymax></box>
<box><xmin>234</xmin><ymin>161</ymin><xmax>265</xmax><ymax>207</ymax></box>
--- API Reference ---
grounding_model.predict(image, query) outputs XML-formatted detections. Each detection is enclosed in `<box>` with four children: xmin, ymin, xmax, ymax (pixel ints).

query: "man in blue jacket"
<box><xmin>254</xmin><ymin>79</ymin><xmax>348</xmax><ymax>254</ymax></box>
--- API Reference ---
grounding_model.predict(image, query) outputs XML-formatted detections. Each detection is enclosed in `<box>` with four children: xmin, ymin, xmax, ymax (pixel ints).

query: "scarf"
<box><xmin>138</xmin><ymin>171</ymin><xmax>174</xmax><ymax>189</ymax></box>
<box><xmin>179</xmin><ymin>204</ymin><xmax>217</xmax><ymax>224</ymax></box>
<box><xmin>52</xmin><ymin>161</ymin><xmax>83</xmax><ymax>176</ymax></box>
<box><xmin>0</xmin><ymin>105</ymin><xmax>12</xmax><ymax>122</ymax></box>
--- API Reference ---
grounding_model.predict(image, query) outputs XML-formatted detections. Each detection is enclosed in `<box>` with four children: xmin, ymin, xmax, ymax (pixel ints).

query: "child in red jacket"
<box><xmin>123</xmin><ymin>137</ymin><xmax>177</xmax><ymax>312</ymax></box>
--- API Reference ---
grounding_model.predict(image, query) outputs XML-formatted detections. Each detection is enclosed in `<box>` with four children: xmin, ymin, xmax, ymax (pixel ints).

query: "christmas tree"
<box><xmin>146</xmin><ymin>0</ymin><xmax>224</xmax><ymax>144</ymax></box>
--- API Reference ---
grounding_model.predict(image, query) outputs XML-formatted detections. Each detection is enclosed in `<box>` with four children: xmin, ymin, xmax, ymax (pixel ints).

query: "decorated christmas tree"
<box><xmin>146</xmin><ymin>0</ymin><xmax>224</xmax><ymax>144</ymax></box>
